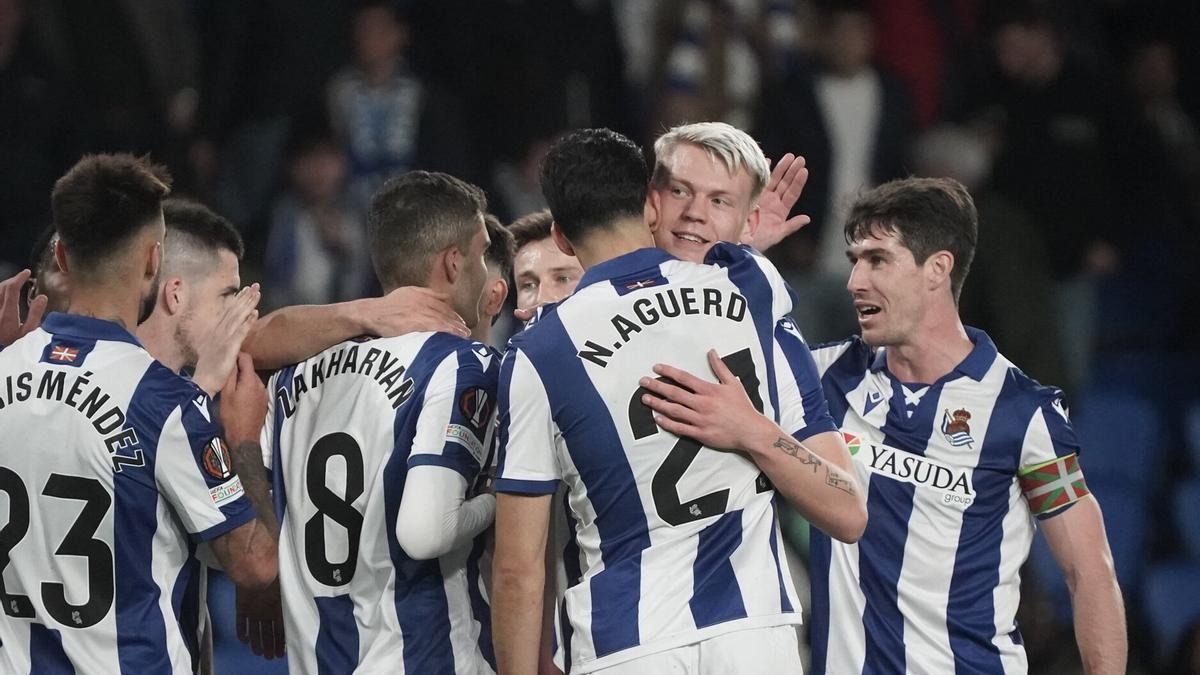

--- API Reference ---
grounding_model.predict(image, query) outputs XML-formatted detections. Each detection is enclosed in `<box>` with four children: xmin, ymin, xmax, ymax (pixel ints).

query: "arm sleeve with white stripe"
<box><xmin>396</xmin><ymin>346</ymin><xmax>498</xmax><ymax>559</ymax></box>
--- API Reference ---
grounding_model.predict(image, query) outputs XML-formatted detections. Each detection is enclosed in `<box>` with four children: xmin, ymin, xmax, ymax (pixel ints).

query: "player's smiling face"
<box><xmin>845</xmin><ymin>230</ymin><xmax>928</xmax><ymax>347</ymax></box>
<box><xmin>513</xmin><ymin>237</ymin><xmax>583</xmax><ymax>311</ymax></box>
<box><xmin>649</xmin><ymin>143</ymin><xmax>757</xmax><ymax>263</ymax></box>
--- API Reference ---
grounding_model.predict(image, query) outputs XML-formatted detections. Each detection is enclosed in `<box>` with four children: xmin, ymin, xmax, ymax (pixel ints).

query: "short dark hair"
<box><xmin>367</xmin><ymin>170</ymin><xmax>487</xmax><ymax>289</ymax></box>
<box><xmin>844</xmin><ymin>177</ymin><xmax>978</xmax><ymax>301</ymax></box>
<box><xmin>539</xmin><ymin>128</ymin><xmax>647</xmax><ymax>243</ymax></box>
<box><xmin>29</xmin><ymin>224</ymin><xmax>57</xmax><ymax>278</ymax></box>
<box><xmin>51</xmin><ymin>154</ymin><xmax>171</xmax><ymax>276</ymax></box>
<box><xmin>163</xmin><ymin>198</ymin><xmax>245</xmax><ymax>260</ymax></box>
<box><xmin>484</xmin><ymin>214</ymin><xmax>516</xmax><ymax>281</ymax></box>
<box><xmin>507</xmin><ymin>209</ymin><xmax>554</xmax><ymax>253</ymax></box>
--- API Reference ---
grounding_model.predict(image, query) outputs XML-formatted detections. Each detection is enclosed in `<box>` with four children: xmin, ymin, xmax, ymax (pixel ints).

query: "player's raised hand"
<box><xmin>219</xmin><ymin>352</ymin><xmax>268</xmax><ymax>447</ymax></box>
<box><xmin>236</xmin><ymin>579</ymin><xmax>286</xmax><ymax>660</ymax></box>
<box><xmin>638</xmin><ymin>349</ymin><xmax>763</xmax><ymax>452</ymax></box>
<box><xmin>743</xmin><ymin>154</ymin><xmax>811</xmax><ymax>252</ymax></box>
<box><xmin>193</xmin><ymin>284</ymin><xmax>261</xmax><ymax>396</ymax></box>
<box><xmin>361</xmin><ymin>286</ymin><xmax>469</xmax><ymax>338</ymax></box>
<box><xmin>0</xmin><ymin>269</ymin><xmax>47</xmax><ymax>346</ymax></box>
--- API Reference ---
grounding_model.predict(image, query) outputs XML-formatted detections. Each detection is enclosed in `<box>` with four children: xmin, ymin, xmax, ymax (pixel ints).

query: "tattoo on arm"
<box><xmin>773</xmin><ymin>436</ymin><xmax>823</xmax><ymax>472</ymax></box>
<box><xmin>824</xmin><ymin>466</ymin><xmax>857</xmax><ymax>495</ymax></box>
<box><xmin>773</xmin><ymin>436</ymin><xmax>857</xmax><ymax>495</ymax></box>
<box><xmin>231</xmin><ymin>441</ymin><xmax>279</xmax><ymax>535</ymax></box>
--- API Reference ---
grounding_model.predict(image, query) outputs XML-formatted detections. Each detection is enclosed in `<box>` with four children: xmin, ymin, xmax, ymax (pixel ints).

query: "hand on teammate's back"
<box><xmin>193</xmin><ymin>284</ymin><xmax>261</xmax><ymax>396</ymax></box>
<box><xmin>360</xmin><ymin>286</ymin><xmax>469</xmax><ymax>338</ymax></box>
<box><xmin>742</xmin><ymin>153</ymin><xmax>811</xmax><ymax>252</ymax></box>
<box><xmin>236</xmin><ymin>579</ymin><xmax>286</xmax><ymax>660</ymax></box>
<box><xmin>0</xmin><ymin>269</ymin><xmax>47</xmax><ymax>346</ymax></box>
<box><xmin>638</xmin><ymin>349</ymin><xmax>767</xmax><ymax>452</ymax></box>
<box><xmin>219</xmin><ymin>352</ymin><xmax>268</xmax><ymax>447</ymax></box>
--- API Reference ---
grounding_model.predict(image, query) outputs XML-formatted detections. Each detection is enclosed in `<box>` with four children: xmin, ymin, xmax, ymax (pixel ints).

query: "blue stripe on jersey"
<box><xmin>115</xmin><ymin>363</ymin><xmax>180</xmax><ymax>674</ymax></box>
<box><xmin>859</xmin><ymin>378</ymin><xmax>946</xmax><ymax>675</ymax></box>
<box><xmin>810</xmin><ymin>341</ymin><xmax>867</xmax><ymax>674</ymax></box>
<box><xmin>689</xmin><ymin>510</ymin><xmax>748</xmax><ymax>628</ymax></box>
<box><xmin>775</xmin><ymin>323</ymin><xmax>837</xmax><ymax>441</ymax></box>
<box><xmin>314</xmin><ymin>594</ymin><xmax>359</xmax><ymax>675</ymax></box>
<box><xmin>170</xmin><ymin>547</ymin><xmax>201</xmax><ymax>671</ymax></box>
<box><xmin>385</xmin><ymin>333</ymin><xmax>465</xmax><ymax>673</ymax></box>
<box><xmin>560</xmin><ymin>496</ymin><xmax>582</xmax><ymax>674</ymax></box>
<box><xmin>520</xmin><ymin>313</ymin><xmax>650</xmax><ymax>658</ymax></box>
<box><xmin>945</xmin><ymin>374</ymin><xmax>1029</xmax><ymax>674</ymax></box>
<box><xmin>270</xmin><ymin>365</ymin><xmax>298</xmax><ymax>523</ymax></box>
<box><xmin>29</xmin><ymin>624</ymin><xmax>72</xmax><ymax>674</ymax></box>
<box><xmin>467</xmin><ymin>536</ymin><xmax>495</xmax><ymax>670</ymax></box>
<box><xmin>706</xmin><ymin>247</ymin><xmax>780</xmax><ymax>424</ymax></box>
<box><xmin>768</xmin><ymin>498</ymin><xmax>793</xmax><ymax>614</ymax></box>
<box><xmin>493</xmin><ymin>354</ymin><xmax>516</xmax><ymax>485</ymax></box>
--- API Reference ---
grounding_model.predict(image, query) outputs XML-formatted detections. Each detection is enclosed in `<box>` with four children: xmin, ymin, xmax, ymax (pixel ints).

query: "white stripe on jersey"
<box><xmin>265</xmin><ymin>332</ymin><xmax>498</xmax><ymax>675</ymax></box>
<box><xmin>497</xmin><ymin>246</ymin><xmax>835</xmax><ymax>673</ymax></box>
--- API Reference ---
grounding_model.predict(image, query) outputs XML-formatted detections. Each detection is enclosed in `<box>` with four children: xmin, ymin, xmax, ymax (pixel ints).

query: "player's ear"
<box><xmin>645</xmin><ymin>188</ymin><xmax>661</xmax><ymax>234</ymax></box>
<box><xmin>484</xmin><ymin>277</ymin><xmax>508</xmax><ymax>318</ymax></box>
<box><xmin>550</xmin><ymin>222</ymin><xmax>575</xmax><ymax>257</ymax></box>
<box><xmin>161</xmin><ymin>277</ymin><xmax>185</xmax><ymax>316</ymax></box>
<box><xmin>926</xmin><ymin>250</ymin><xmax>954</xmax><ymax>292</ymax></box>
<box><xmin>54</xmin><ymin>239</ymin><xmax>70</xmax><ymax>274</ymax></box>
<box><xmin>741</xmin><ymin>205</ymin><xmax>761</xmax><ymax>244</ymax></box>
<box><xmin>144</xmin><ymin>238</ymin><xmax>161</xmax><ymax>282</ymax></box>
<box><xmin>441</xmin><ymin>245</ymin><xmax>462</xmax><ymax>284</ymax></box>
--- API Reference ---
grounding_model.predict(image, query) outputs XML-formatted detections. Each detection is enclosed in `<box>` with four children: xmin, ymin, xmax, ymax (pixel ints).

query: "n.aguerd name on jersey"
<box><xmin>843</xmin><ymin>431</ymin><xmax>975</xmax><ymax>507</ymax></box>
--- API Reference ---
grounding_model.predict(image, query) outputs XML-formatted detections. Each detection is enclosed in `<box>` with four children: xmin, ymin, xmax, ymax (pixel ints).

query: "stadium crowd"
<box><xmin>1</xmin><ymin>0</ymin><xmax>1199</xmax><ymax>673</ymax></box>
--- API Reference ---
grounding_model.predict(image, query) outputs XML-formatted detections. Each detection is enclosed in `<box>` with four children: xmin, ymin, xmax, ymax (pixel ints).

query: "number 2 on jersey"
<box><xmin>304</xmin><ymin>433</ymin><xmax>365</xmax><ymax>587</ymax></box>
<box><xmin>627</xmin><ymin>348</ymin><xmax>765</xmax><ymax>526</ymax></box>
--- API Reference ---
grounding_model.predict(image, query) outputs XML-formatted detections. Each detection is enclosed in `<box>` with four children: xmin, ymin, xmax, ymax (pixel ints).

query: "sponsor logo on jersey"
<box><xmin>844</xmin><ymin>431</ymin><xmax>975</xmax><ymax>507</ymax></box>
<box><xmin>203</xmin><ymin>437</ymin><xmax>234</xmax><ymax>480</ymax></box>
<box><xmin>863</xmin><ymin>388</ymin><xmax>885</xmax><ymax>416</ymax></box>
<box><xmin>459</xmin><ymin>387</ymin><xmax>493</xmax><ymax>430</ymax></box>
<box><xmin>941</xmin><ymin>408</ymin><xmax>974</xmax><ymax>448</ymax></box>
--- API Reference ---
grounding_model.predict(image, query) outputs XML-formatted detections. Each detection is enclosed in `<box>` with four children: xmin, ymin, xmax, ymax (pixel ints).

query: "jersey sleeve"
<box><xmin>1017</xmin><ymin>390</ymin><xmax>1088</xmax><ymax>520</ymax></box>
<box><xmin>705</xmin><ymin>242</ymin><xmax>797</xmax><ymax>319</ymax></box>
<box><xmin>406</xmin><ymin>345</ymin><xmax>499</xmax><ymax>481</ymax></box>
<box><xmin>143</xmin><ymin>379</ymin><xmax>256</xmax><ymax>542</ymax></box>
<box><xmin>494</xmin><ymin>346</ymin><xmax>562</xmax><ymax>495</ymax></box>
<box><xmin>773</xmin><ymin>317</ymin><xmax>838</xmax><ymax>441</ymax></box>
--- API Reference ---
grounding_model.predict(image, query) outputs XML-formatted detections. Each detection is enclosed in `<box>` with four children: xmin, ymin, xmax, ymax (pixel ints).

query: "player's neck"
<box><xmin>135</xmin><ymin>313</ymin><xmax>186</xmax><ymax>372</ymax></box>
<box><xmin>572</xmin><ymin>218</ymin><xmax>655</xmax><ymax>270</ymax></box>
<box><xmin>65</xmin><ymin>283</ymin><xmax>143</xmax><ymax>334</ymax></box>
<box><xmin>885</xmin><ymin>314</ymin><xmax>974</xmax><ymax>385</ymax></box>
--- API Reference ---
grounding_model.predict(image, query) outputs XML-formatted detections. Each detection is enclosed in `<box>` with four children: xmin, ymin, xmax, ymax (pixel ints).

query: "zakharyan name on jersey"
<box><xmin>276</xmin><ymin>342</ymin><xmax>416</xmax><ymax>418</ymax></box>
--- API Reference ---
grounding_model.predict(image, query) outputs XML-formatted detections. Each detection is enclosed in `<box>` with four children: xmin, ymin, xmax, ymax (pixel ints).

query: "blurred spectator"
<box><xmin>657</xmin><ymin>0</ymin><xmax>764</xmax><ymax>130</ymax></box>
<box><xmin>0</xmin><ymin>0</ymin><xmax>77</xmax><ymax>270</ymax></box>
<box><xmin>327</xmin><ymin>0</ymin><xmax>472</xmax><ymax>214</ymax></box>
<box><xmin>755</xmin><ymin>0</ymin><xmax>912</xmax><ymax>342</ymax></box>
<box><xmin>191</xmin><ymin>0</ymin><xmax>349</xmax><ymax>256</ymax></box>
<box><xmin>490</xmin><ymin>135</ymin><xmax>554</xmax><ymax>224</ymax></box>
<box><xmin>914</xmin><ymin>125</ymin><xmax>1070</xmax><ymax>391</ymax></box>
<box><xmin>263</xmin><ymin>129</ymin><xmax>368</xmax><ymax>310</ymax></box>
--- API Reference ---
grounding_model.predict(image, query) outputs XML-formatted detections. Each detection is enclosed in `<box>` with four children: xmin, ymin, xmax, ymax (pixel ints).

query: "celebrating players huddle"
<box><xmin>0</xmin><ymin>122</ymin><xmax>1125</xmax><ymax>675</ymax></box>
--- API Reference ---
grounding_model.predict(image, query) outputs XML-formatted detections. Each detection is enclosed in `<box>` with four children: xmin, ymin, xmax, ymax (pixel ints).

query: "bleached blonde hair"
<box><xmin>651</xmin><ymin>122</ymin><xmax>771</xmax><ymax>202</ymax></box>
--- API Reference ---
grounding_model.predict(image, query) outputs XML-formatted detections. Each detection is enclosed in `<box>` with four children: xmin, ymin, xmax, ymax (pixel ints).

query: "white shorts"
<box><xmin>589</xmin><ymin>625</ymin><xmax>802</xmax><ymax>674</ymax></box>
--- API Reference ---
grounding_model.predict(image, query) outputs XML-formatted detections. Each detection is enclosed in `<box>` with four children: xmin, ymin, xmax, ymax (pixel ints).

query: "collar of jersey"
<box><xmin>41</xmin><ymin>312</ymin><xmax>144</xmax><ymax>347</ymax></box>
<box><xmin>869</xmin><ymin>325</ymin><xmax>997</xmax><ymax>383</ymax></box>
<box><xmin>575</xmin><ymin>247</ymin><xmax>677</xmax><ymax>291</ymax></box>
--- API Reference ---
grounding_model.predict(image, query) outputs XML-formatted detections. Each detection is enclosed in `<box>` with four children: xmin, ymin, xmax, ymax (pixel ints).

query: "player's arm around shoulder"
<box><xmin>640</xmin><ymin>349</ymin><xmax>867</xmax><ymax>543</ymax></box>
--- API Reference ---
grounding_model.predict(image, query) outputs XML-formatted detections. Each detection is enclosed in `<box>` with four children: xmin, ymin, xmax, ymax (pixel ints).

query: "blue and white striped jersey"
<box><xmin>263</xmin><ymin>332</ymin><xmax>499</xmax><ymax>675</ymax></box>
<box><xmin>496</xmin><ymin>245</ymin><xmax>837</xmax><ymax>673</ymax></box>
<box><xmin>0</xmin><ymin>313</ymin><xmax>255</xmax><ymax>674</ymax></box>
<box><xmin>808</xmin><ymin>328</ymin><xmax>1082</xmax><ymax>674</ymax></box>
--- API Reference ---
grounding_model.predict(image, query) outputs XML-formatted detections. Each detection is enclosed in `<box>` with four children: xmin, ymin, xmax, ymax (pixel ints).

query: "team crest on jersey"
<box><xmin>459</xmin><ymin>387</ymin><xmax>493</xmax><ymax>430</ymax></box>
<box><xmin>941</xmin><ymin>408</ymin><xmax>974</xmax><ymax>448</ymax></box>
<box><xmin>202</xmin><ymin>437</ymin><xmax>235</xmax><ymax>480</ymax></box>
